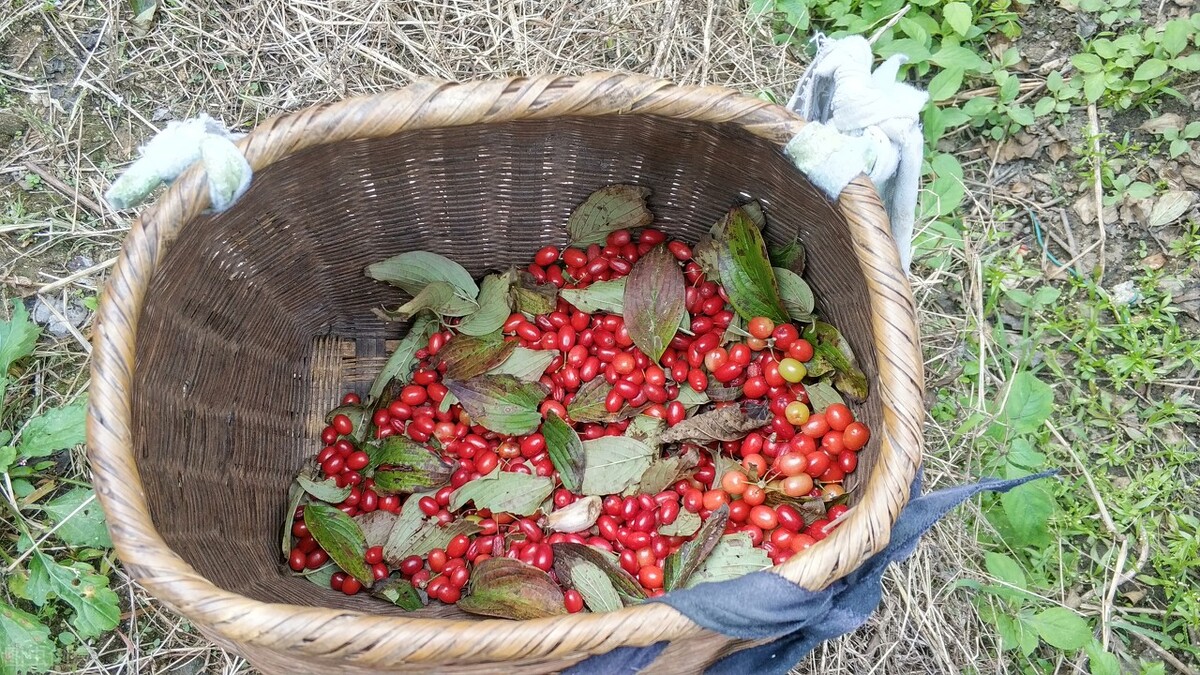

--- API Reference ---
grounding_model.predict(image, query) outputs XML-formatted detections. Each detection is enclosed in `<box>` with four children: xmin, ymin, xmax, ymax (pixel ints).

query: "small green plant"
<box><xmin>1148</xmin><ymin>120</ymin><xmax>1200</xmax><ymax>159</ymax></box>
<box><xmin>1070</xmin><ymin>18</ymin><xmax>1200</xmax><ymax>110</ymax></box>
<box><xmin>0</xmin><ymin>300</ymin><xmax>117</xmax><ymax>674</ymax></box>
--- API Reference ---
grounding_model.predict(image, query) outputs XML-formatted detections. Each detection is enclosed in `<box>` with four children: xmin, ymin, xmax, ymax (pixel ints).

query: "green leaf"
<box><xmin>541</xmin><ymin>414</ymin><xmax>584</xmax><ymax>492</ymax></box>
<box><xmin>996</xmin><ymin>613</ymin><xmax>1038</xmax><ymax>655</ymax></box>
<box><xmin>553</xmin><ymin>555</ymin><xmax>621</xmax><ymax>613</ymax></box>
<box><xmin>1071</xmin><ymin>53</ymin><xmax>1104</xmax><ymax>73</ymax></box>
<box><xmin>388</xmin><ymin>281</ymin><xmax>479</xmax><ymax>318</ymax></box>
<box><xmin>560</xmin><ymin>278</ymin><xmax>627</xmax><ymax>315</ymax></box>
<box><xmin>932</xmin><ymin>45</ymin><xmax>985</xmax><ymax>71</ymax></box>
<box><xmin>372</xmin><ymin>575</ymin><xmax>425</xmax><ymax>610</ymax></box>
<box><xmin>435</xmin><ymin>331</ymin><xmax>517</xmax><ymax>381</ymax></box>
<box><xmin>803</xmin><ymin>323</ymin><xmax>868</xmax><ymax>402</ymax></box>
<box><xmin>658</xmin><ymin>509</ymin><xmax>701</xmax><ymax>537</ymax></box>
<box><xmin>623</xmin><ymin>245</ymin><xmax>686</xmax><ymax>362</ymax></box>
<box><xmin>579</xmin><ymin>436</ymin><xmax>655</xmax><ymax>496</ymax></box>
<box><xmin>1000</xmin><ymin>477</ymin><xmax>1056</xmax><ymax>547</ymax></box>
<box><xmin>551</xmin><ymin>543</ymin><xmax>646</xmax><ymax>605</ymax></box>
<box><xmin>1160</xmin><ymin>19</ymin><xmax>1191</xmax><ymax>57</ymax></box>
<box><xmin>296</xmin><ymin>561</ymin><xmax>338</xmax><ymax>588</ymax></box>
<box><xmin>768</xmin><ymin>239</ymin><xmax>806</xmax><ymax>276</ymax></box>
<box><xmin>714</xmin><ymin>207</ymin><xmax>789</xmax><ymax>324</ymax></box>
<box><xmin>0</xmin><ymin>445</ymin><xmax>14</xmax><ymax>474</ymax></box>
<box><xmin>510</xmin><ymin>271</ymin><xmax>558</xmax><ymax>316</ymax></box>
<box><xmin>1033</xmin><ymin>96</ymin><xmax>1056</xmax><ymax>117</ymax></box>
<box><xmin>0</xmin><ymin>299</ymin><xmax>39</xmax><ymax>372</ymax></box>
<box><xmin>282</xmin><ymin>471</ymin><xmax>310</xmax><ymax>556</ymax></box>
<box><xmin>456</xmin><ymin>558</ymin><xmax>566</xmax><ymax>619</ymax></box>
<box><xmin>1026</xmin><ymin>607</ymin><xmax>1091</xmax><ymax>650</ymax></box>
<box><xmin>1083</xmin><ymin>71</ymin><xmax>1108</xmax><ymax>102</ymax></box>
<box><xmin>381</xmin><ymin>494</ymin><xmax>434</xmax><ymax>563</ymax></box>
<box><xmin>324</xmin><ymin>404</ymin><xmax>369</xmax><ymax>443</ymax></box>
<box><xmin>1007</xmin><ymin>104</ymin><xmax>1035</xmax><ymax>127</ymax></box>
<box><xmin>296</xmin><ymin>473</ymin><xmax>352</xmax><ymax>503</ymax></box>
<box><xmin>17</xmin><ymin>401</ymin><xmax>87</xmax><ymax>459</ymax></box>
<box><xmin>773</xmin><ymin>267</ymin><xmax>815</xmax><ymax>321</ymax></box>
<box><xmin>366</xmin><ymin>251</ymin><xmax>479</xmax><ymax>299</ymax></box>
<box><xmin>927</xmin><ymin>67</ymin><xmax>964</xmax><ymax>101</ymax></box>
<box><xmin>1006</xmin><ymin>437</ymin><xmax>1046</xmax><ymax>472</ymax></box>
<box><xmin>27</xmin><ymin>553</ymin><xmax>119</xmax><ymax>638</ymax></box>
<box><xmin>0</xmin><ymin>601</ymin><xmax>54</xmax><ymax>674</ymax></box>
<box><xmin>449</xmin><ymin>469</ymin><xmax>554</xmax><ymax>516</ymax></box>
<box><xmin>803</xmin><ymin>381</ymin><xmax>845</xmax><ymax>413</ymax></box>
<box><xmin>984</xmin><ymin>552</ymin><xmax>1027</xmax><ymax>589</ymax></box>
<box><xmin>456</xmin><ymin>270</ymin><xmax>514</xmax><ymax>336</ymax></box>
<box><xmin>43</xmin><ymin>488</ymin><xmax>112</xmax><ymax>549</ymax></box>
<box><xmin>943</xmin><ymin>2</ymin><xmax>972</xmax><ymax>36</ymax></box>
<box><xmin>353</xmin><ymin>510</ymin><xmax>399</xmax><ymax>548</ymax></box>
<box><xmin>1085</xmin><ymin>640</ymin><xmax>1121</xmax><ymax>675</ymax></box>
<box><xmin>444</xmin><ymin>374</ymin><xmax>548</xmax><ymax>436</ymax></box>
<box><xmin>624</xmin><ymin>414</ymin><xmax>665</xmax><ymax>448</ymax></box>
<box><xmin>684</xmin><ymin>531</ymin><xmax>772</xmax><ymax>588</ymax></box>
<box><xmin>566</xmin><ymin>185</ymin><xmax>654</xmax><ymax>246</ymax></box>
<box><xmin>304</xmin><ymin>504</ymin><xmax>373</xmax><ymax>586</ymax></box>
<box><xmin>1132</xmin><ymin>58</ymin><xmax>1168</xmax><ymax>81</ymax></box>
<box><xmin>369</xmin><ymin>313</ymin><xmax>438</xmax><ymax>400</ymax></box>
<box><xmin>675</xmin><ymin>387</ymin><xmax>710</xmax><ymax>411</ymax></box>
<box><xmin>372</xmin><ymin>437</ymin><xmax>455</xmax><ymax>494</ymax></box>
<box><xmin>1171</xmin><ymin>53</ymin><xmax>1200</xmax><ymax>71</ymax></box>
<box><xmin>999</xmin><ymin>372</ymin><xmax>1053</xmax><ymax>434</ymax></box>
<box><xmin>486</xmin><ymin>346</ymin><xmax>556</xmax><ymax>382</ymax></box>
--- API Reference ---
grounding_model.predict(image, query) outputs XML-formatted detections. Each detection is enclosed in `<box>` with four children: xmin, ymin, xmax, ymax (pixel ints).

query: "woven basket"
<box><xmin>87</xmin><ymin>73</ymin><xmax>924</xmax><ymax>674</ymax></box>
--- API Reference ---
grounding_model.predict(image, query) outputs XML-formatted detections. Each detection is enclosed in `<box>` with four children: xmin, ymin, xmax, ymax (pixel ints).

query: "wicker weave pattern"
<box><xmin>87</xmin><ymin>73</ymin><xmax>924</xmax><ymax>673</ymax></box>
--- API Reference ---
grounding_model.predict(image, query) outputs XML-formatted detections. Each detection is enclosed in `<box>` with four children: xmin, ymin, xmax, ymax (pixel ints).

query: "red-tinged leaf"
<box><xmin>354</xmin><ymin>511</ymin><xmax>399</xmax><ymax>549</ymax></box>
<box><xmin>444</xmin><ymin>374</ymin><xmax>548</xmax><ymax>436</ymax></box>
<box><xmin>663</xmin><ymin>504</ymin><xmax>729</xmax><ymax>590</ymax></box>
<box><xmin>566</xmin><ymin>185</ymin><xmax>653</xmax><ymax>246</ymax></box>
<box><xmin>659</xmin><ymin>400</ymin><xmax>770</xmax><ymax>444</ymax></box>
<box><xmin>623</xmin><ymin>245</ymin><xmax>686</xmax><ymax>362</ymax></box>
<box><xmin>541</xmin><ymin>413</ymin><xmax>584</xmax><ymax>492</ymax></box>
<box><xmin>635</xmin><ymin>447</ymin><xmax>699</xmax><ymax>495</ymax></box>
<box><xmin>713</xmin><ymin>207</ymin><xmax>789</xmax><ymax>324</ymax></box>
<box><xmin>551</xmin><ymin>543</ymin><xmax>646</xmax><ymax>606</ymax></box>
<box><xmin>366</xmin><ymin>436</ymin><xmax>455</xmax><ymax>493</ymax></box>
<box><xmin>456</xmin><ymin>558</ymin><xmax>567</xmax><ymax>620</ymax></box>
<box><xmin>303</xmin><ymin>504</ymin><xmax>373</xmax><ymax>587</ymax></box>
<box><xmin>435</xmin><ymin>330</ymin><xmax>517</xmax><ymax>380</ymax></box>
<box><xmin>567</xmin><ymin>377</ymin><xmax>645</xmax><ymax>423</ymax></box>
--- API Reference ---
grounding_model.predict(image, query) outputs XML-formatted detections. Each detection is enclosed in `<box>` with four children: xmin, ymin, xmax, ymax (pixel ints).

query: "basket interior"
<box><xmin>132</xmin><ymin>114</ymin><xmax>881</xmax><ymax>615</ymax></box>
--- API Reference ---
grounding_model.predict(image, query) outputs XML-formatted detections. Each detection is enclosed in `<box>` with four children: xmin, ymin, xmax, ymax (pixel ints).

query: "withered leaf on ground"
<box><xmin>660</xmin><ymin>401</ymin><xmax>770</xmax><ymax>444</ymax></box>
<box><xmin>456</xmin><ymin>558</ymin><xmax>567</xmax><ymax>620</ymax></box>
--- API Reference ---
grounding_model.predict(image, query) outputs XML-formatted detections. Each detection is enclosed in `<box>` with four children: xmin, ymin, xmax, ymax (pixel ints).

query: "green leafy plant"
<box><xmin>1</xmin><ymin>301</ymin><xmax>117</xmax><ymax>674</ymax></box>
<box><xmin>1070</xmin><ymin>18</ymin><xmax>1200</xmax><ymax>110</ymax></box>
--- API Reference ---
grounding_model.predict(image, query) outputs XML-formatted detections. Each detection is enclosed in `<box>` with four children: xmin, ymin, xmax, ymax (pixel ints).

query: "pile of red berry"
<box><xmin>283</xmin><ymin>192</ymin><xmax>870</xmax><ymax>617</ymax></box>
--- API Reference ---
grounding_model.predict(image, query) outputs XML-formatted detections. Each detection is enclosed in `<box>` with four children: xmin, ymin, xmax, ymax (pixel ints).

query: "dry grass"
<box><xmin>1</xmin><ymin>1</ymin><xmax>995</xmax><ymax>672</ymax></box>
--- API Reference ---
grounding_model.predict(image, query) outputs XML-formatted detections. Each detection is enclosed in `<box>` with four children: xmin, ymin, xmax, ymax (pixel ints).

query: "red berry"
<box><xmin>564</xmin><ymin>589</ymin><xmax>585</xmax><ymax>613</ymax></box>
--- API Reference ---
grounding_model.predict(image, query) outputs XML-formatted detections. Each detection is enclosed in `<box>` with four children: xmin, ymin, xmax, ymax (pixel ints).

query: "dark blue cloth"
<box><xmin>567</xmin><ymin>470</ymin><xmax>1056</xmax><ymax>674</ymax></box>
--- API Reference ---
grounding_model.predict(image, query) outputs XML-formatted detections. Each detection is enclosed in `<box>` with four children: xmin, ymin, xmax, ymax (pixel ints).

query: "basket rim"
<box><xmin>87</xmin><ymin>72</ymin><xmax>924</xmax><ymax>667</ymax></box>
